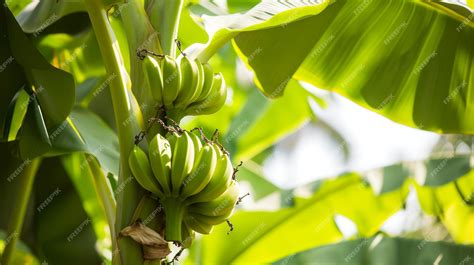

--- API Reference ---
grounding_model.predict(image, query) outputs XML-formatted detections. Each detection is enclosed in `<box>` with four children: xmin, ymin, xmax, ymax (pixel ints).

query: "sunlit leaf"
<box><xmin>0</xmin><ymin>230</ymin><xmax>39</xmax><ymax>264</ymax></box>
<box><xmin>21</xmin><ymin>107</ymin><xmax>119</xmax><ymax>175</ymax></box>
<box><xmin>17</xmin><ymin>0</ymin><xmax>85</xmax><ymax>33</ymax></box>
<box><xmin>61</xmin><ymin>153</ymin><xmax>113</xmax><ymax>262</ymax></box>
<box><xmin>187</xmin><ymin>174</ymin><xmax>407</xmax><ymax>264</ymax></box>
<box><xmin>1</xmin><ymin>4</ymin><xmax>75</xmax><ymax>148</ymax></box>
<box><xmin>273</xmin><ymin>236</ymin><xmax>474</xmax><ymax>265</ymax></box>
<box><xmin>235</xmin><ymin>80</ymin><xmax>312</xmax><ymax>160</ymax></box>
<box><xmin>58</xmin><ymin>107</ymin><xmax>120</xmax><ymax>175</ymax></box>
<box><xmin>230</xmin><ymin>0</ymin><xmax>474</xmax><ymax>133</ymax></box>
<box><xmin>238</xmin><ymin>161</ymin><xmax>280</xmax><ymax>200</ymax></box>
<box><xmin>415</xmin><ymin>170</ymin><xmax>474</xmax><ymax>243</ymax></box>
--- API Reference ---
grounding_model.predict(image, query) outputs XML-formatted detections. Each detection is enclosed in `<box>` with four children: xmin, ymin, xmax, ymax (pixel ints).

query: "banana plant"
<box><xmin>0</xmin><ymin>0</ymin><xmax>473</xmax><ymax>264</ymax></box>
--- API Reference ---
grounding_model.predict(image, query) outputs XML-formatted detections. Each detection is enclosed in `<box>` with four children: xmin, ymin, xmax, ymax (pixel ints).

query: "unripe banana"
<box><xmin>189</xmin><ymin>59</ymin><xmax>205</xmax><ymax>103</ymax></box>
<box><xmin>149</xmin><ymin>134</ymin><xmax>172</xmax><ymax>196</ymax></box>
<box><xmin>129</xmin><ymin>146</ymin><xmax>164</xmax><ymax>197</ymax></box>
<box><xmin>166</xmin><ymin>131</ymin><xmax>177</xmax><ymax>148</ymax></box>
<box><xmin>186</xmin><ymin>73</ymin><xmax>227</xmax><ymax>115</ymax></box>
<box><xmin>188</xmin><ymin>181</ymin><xmax>240</xmax><ymax>217</ymax></box>
<box><xmin>195</xmin><ymin>62</ymin><xmax>214</xmax><ymax>102</ymax></box>
<box><xmin>184</xmin><ymin>215</ymin><xmax>214</xmax><ymax>234</ymax></box>
<box><xmin>188</xmin><ymin>212</ymin><xmax>227</xmax><ymax>226</ymax></box>
<box><xmin>174</xmin><ymin>56</ymin><xmax>200</xmax><ymax>108</ymax></box>
<box><xmin>143</xmin><ymin>55</ymin><xmax>164</xmax><ymax>105</ymax></box>
<box><xmin>188</xmin><ymin>131</ymin><xmax>203</xmax><ymax>158</ymax></box>
<box><xmin>168</xmin><ymin>131</ymin><xmax>195</xmax><ymax>195</ymax></box>
<box><xmin>181</xmin><ymin>223</ymin><xmax>195</xmax><ymax>248</ymax></box>
<box><xmin>162</xmin><ymin>55</ymin><xmax>181</xmax><ymax>107</ymax></box>
<box><xmin>186</xmin><ymin>148</ymin><xmax>233</xmax><ymax>204</ymax></box>
<box><xmin>180</xmin><ymin>144</ymin><xmax>217</xmax><ymax>198</ymax></box>
<box><xmin>134</xmin><ymin>127</ymin><xmax>241</xmax><ymax>247</ymax></box>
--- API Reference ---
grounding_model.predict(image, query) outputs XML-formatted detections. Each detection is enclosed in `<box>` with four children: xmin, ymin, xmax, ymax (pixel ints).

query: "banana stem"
<box><xmin>197</xmin><ymin>32</ymin><xmax>238</xmax><ymax>63</ymax></box>
<box><xmin>1</xmin><ymin>158</ymin><xmax>41</xmax><ymax>265</ymax></box>
<box><xmin>161</xmin><ymin>0</ymin><xmax>184</xmax><ymax>57</ymax></box>
<box><xmin>82</xmin><ymin>1</ymin><xmax>145</xmax><ymax>264</ymax></box>
<box><xmin>161</xmin><ymin>199</ymin><xmax>185</xmax><ymax>242</ymax></box>
<box><xmin>165</xmin><ymin>109</ymin><xmax>185</xmax><ymax>125</ymax></box>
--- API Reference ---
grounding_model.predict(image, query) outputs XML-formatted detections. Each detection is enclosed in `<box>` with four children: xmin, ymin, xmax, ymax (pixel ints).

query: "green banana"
<box><xmin>129</xmin><ymin>146</ymin><xmax>164</xmax><ymax>197</ymax></box>
<box><xmin>188</xmin><ymin>130</ymin><xmax>203</xmax><ymax>158</ymax></box>
<box><xmin>162</xmin><ymin>55</ymin><xmax>181</xmax><ymax>107</ymax></box>
<box><xmin>195</xmin><ymin>62</ymin><xmax>214</xmax><ymax>102</ymax></box>
<box><xmin>184</xmin><ymin>215</ymin><xmax>214</xmax><ymax>234</ymax></box>
<box><xmin>130</xmin><ymin>124</ymin><xmax>242</xmax><ymax>246</ymax></box>
<box><xmin>143</xmin><ymin>55</ymin><xmax>164</xmax><ymax>105</ymax></box>
<box><xmin>188</xmin><ymin>181</ymin><xmax>240</xmax><ymax>217</ymax></box>
<box><xmin>174</xmin><ymin>56</ymin><xmax>200</xmax><ymax>108</ymax></box>
<box><xmin>186</xmin><ymin>73</ymin><xmax>227</xmax><ymax>115</ymax></box>
<box><xmin>188</xmin><ymin>212</ymin><xmax>227</xmax><ymax>226</ymax></box>
<box><xmin>130</xmin><ymin>195</ymin><xmax>163</xmax><ymax>231</ymax></box>
<box><xmin>189</xmin><ymin>59</ymin><xmax>205</xmax><ymax>103</ymax></box>
<box><xmin>166</xmin><ymin>131</ymin><xmax>177</xmax><ymax>148</ymax></box>
<box><xmin>181</xmin><ymin>223</ymin><xmax>195</xmax><ymax>248</ymax></box>
<box><xmin>180</xmin><ymin>144</ymin><xmax>217</xmax><ymax>198</ymax></box>
<box><xmin>168</xmin><ymin>131</ymin><xmax>195</xmax><ymax>195</ymax></box>
<box><xmin>186</xmin><ymin>147</ymin><xmax>233</xmax><ymax>204</ymax></box>
<box><xmin>149</xmin><ymin>134</ymin><xmax>172</xmax><ymax>197</ymax></box>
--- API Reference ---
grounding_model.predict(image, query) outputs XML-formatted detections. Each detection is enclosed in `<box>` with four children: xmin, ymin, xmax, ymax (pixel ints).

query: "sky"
<box><xmin>264</xmin><ymin>84</ymin><xmax>440</xmax><ymax>188</ymax></box>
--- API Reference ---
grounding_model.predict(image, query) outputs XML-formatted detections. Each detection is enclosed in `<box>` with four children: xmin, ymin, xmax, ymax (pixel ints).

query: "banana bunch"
<box><xmin>128</xmin><ymin>130</ymin><xmax>239</xmax><ymax>244</ymax></box>
<box><xmin>142</xmin><ymin>55</ymin><xmax>227</xmax><ymax>120</ymax></box>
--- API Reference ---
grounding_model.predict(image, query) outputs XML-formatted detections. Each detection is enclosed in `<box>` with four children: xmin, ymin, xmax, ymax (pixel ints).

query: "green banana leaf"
<box><xmin>234</xmin><ymin>80</ymin><xmax>313</xmax><ymax>160</ymax></box>
<box><xmin>61</xmin><ymin>153</ymin><xmax>114</xmax><ymax>263</ymax></box>
<box><xmin>20</xmin><ymin>107</ymin><xmax>119</xmax><ymax>175</ymax></box>
<box><xmin>363</xmin><ymin>154</ymin><xmax>473</xmax><ymax>192</ymax></box>
<box><xmin>186</xmin><ymin>174</ymin><xmax>408</xmax><ymax>264</ymax></box>
<box><xmin>0</xmin><ymin>230</ymin><xmax>39</xmax><ymax>265</ymax></box>
<box><xmin>178</xmin><ymin>4</ymin><xmax>209</xmax><ymax>50</ymax></box>
<box><xmin>197</xmin><ymin>0</ymin><xmax>474</xmax><ymax>134</ymax></box>
<box><xmin>0</xmin><ymin>4</ymin><xmax>76</xmax><ymax>149</ymax></box>
<box><xmin>33</xmin><ymin>157</ymin><xmax>104</xmax><ymax>264</ymax></box>
<box><xmin>415</xmin><ymin>170</ymin><xmax>474</xmax><ymax>243</ymax></box>
<box><xmin>237</xmin><ymin>161</ymin><xmax>281</xmax><ymax>200</ymax></box>
<box><xmin>4</xmin><ymin>0</ymin><xmax>30</xmax><ymax>15</ymax></box>
<box><xmin>226</xmin><ymin>0</ymin><xmax>260</xmax><ymax>13</ymax></box>
<box><xmin>16</xmin><ymin>0</ymin><xmax>85</xmax><ymax>33</ymax></box>
<box><xmin>273</xmin><ymin>236</ymin><xmax>474</xmax><ymax>265</ymax></box>
<box><xmin>425</xmin><ymin>155</ymin><xmax>471</xmax><ymax>186</ymax></box>
<box><xmin>186</xmin><ymin>155</ymin><xmax>474</xmax><ymax>264</ymax></box>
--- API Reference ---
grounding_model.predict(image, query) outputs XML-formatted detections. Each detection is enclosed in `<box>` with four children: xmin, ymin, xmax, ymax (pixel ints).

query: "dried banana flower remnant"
<box><xmin>120</xmin><ymin>220</ymin><xmax>171</xmax><ymax>260</ymax></box>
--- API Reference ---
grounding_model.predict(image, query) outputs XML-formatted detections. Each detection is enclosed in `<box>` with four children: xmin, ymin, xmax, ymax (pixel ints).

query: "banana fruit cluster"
<box><xmin>128</xmin><ymin>130</ymin><xmax>239</xmax><ymax>243</ymax></box>
<box><xmin>143</xmin><ymin>55</ymin><xmax>227</xmax><ymax>119</ymax></box>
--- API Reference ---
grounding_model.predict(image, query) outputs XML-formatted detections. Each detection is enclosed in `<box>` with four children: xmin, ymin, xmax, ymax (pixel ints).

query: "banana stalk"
<box><xmin>161</xmin><ymin>198</ymin><xmax>186</xmax><ymax>242</ymax></box>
